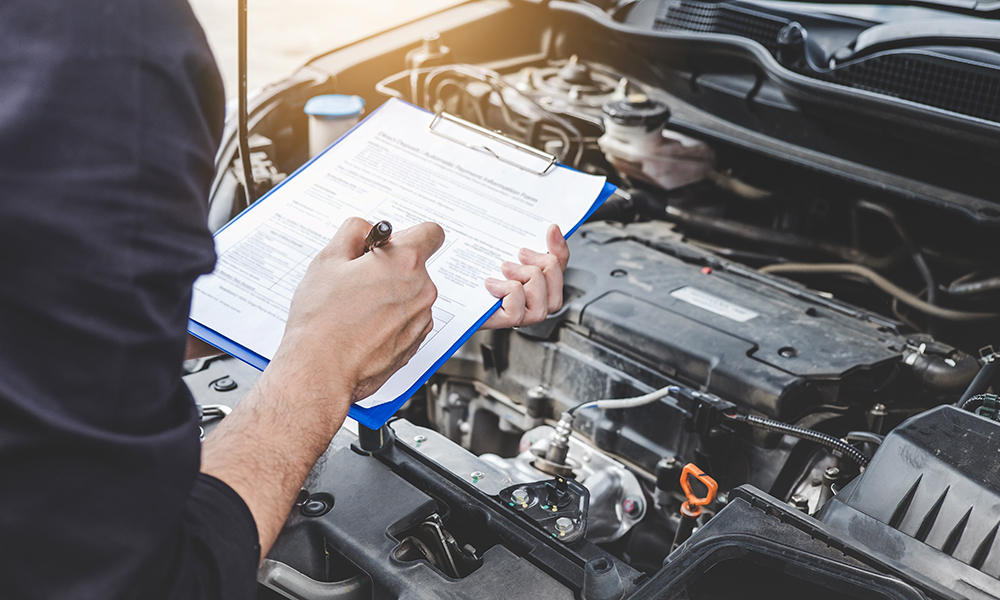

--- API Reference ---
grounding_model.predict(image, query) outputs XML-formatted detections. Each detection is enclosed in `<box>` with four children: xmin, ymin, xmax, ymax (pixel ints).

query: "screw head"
<box><xmin>555</xmin><ymin>517</ymin><xmax>575</xmax><ymax>534</ymax></box>
<box><xmin>512</xmin><ymin>487</ymin><xmax>530</xmax><ymax>505</ymax></box>
<box><xmin>824</xmin><ymin>466</ymin><xmax>841</xmax><ymax>480</ymax></box>
<box><xmin>413</xmin><ymin>434</ymin><xmax>427</xmax><ymax>445</ymax></box>
<box><xmin>790</xmin><ymin>495</ymin><xmax>810</xmax><ymax>512</ymax></box>
<box><xmin>471</xmin><ymin>471</ymin><xmax>485</xmax><ymax>483</ymax></box>
<box><xmin>622</xmin><ymin>495</ymin><xmax>644</xmax><ymax>516</ymax></box>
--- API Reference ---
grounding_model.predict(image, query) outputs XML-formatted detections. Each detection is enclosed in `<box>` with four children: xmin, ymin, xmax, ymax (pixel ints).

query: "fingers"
<box><xmin>483</xmin><ymin>277</ymin><xmax>526</xmax><ymax>329</ymax></box>
<box><xmin>546</xmin><ymin>225</ymin><xmax>570</xmax><ymax>271</ymax></box>
<box><xmin>501</xmin><ymin>261</ymin><xmax>547</xmax><ymax>323</ymax></box>
<box><xmin>518</xmin><ymin>248</ymin><xmax>563</xmax><ymax>313</ymax></box>
<box><xmin>516</xmin><ymin>225</ymin><xmax>569</xmax><ymax>313</ymax></box>
<box><xmin>321</xmin><ymin>217</ymin><xmax>372</xmax><ymax>262</ymax></box>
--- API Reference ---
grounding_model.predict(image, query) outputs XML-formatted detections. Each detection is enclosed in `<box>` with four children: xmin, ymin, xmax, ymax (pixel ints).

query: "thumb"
<box><xmin>391</xmin><ymin>222</ymin><xmax>445</xmax><ymax>262</ymax></box>
<box><xmin>322</xmin><ymin>217</ymin><xmax>373</xmax><ymax>262</ymax></box>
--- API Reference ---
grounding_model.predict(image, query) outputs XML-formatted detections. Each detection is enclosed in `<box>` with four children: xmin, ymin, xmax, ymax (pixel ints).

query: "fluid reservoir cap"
<box><xmin>602</xmin><ymin>94</ymin><xmax>670</xmax><ymax>130</ymax></box>
<box><xmin>304</xmin><ymin>94</ymin><xmax>365</xmax><ymax>120</ymax></box>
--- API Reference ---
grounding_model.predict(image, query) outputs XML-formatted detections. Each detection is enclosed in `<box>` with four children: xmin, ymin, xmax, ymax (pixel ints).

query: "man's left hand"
<box><xmin>483</xmin><ymin>224</ymin><xmax>570</xmax><ymax>329</ymax></box>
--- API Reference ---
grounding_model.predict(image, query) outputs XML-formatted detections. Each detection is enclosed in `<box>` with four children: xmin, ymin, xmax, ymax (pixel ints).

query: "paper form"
<box><xmin>190</xmin><ymin>98</ymin><xmax>607</xmax><ymax>409</ymax></box>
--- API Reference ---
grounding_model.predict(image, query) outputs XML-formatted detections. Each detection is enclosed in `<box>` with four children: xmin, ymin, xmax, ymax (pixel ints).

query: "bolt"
<box><xmin>622</xmin><ymin>495</ymin><xmax>644</xmax><ymax>517</ymax></box>
<box><xmin>526</xmin><ymin>385</ymin><xmax>548</xmax><ymax>401</ymax></box>
<box><xmin>555</xmin><ymin>517</ymin><xmax>575</xmax><ymax>535</ymax></box>
<box><xmin>824</xmin><ymin>466</ymin><xmax>841</xmax><ymax>481</ymax></box>
<box><xmin>790</xmin><ymin>495</ymin><xmax>810</xmax><ymax>512</ymax></box>
<box><xmin>512</xmin><ymin>487</ymin><xmax>530</xmax><ymax>506</ymax></box>
<box><xmin>471</xmin><ymin>471</ymin><xmax>485</xmax><ymax>484</ymax></box>
<box><xmin>871</xmin><ymin>403</ymin><xmax>887</xmax><ymax>415</ymax></box>
<box><xmin>413</xmin><ymin>434</ymin><xmax>427</xmax><ymax>447</ymax></box>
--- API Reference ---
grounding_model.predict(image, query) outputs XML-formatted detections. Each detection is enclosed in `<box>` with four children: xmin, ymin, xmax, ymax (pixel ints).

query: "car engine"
<box><xmin>186</xmin><ymin>1</ymin><xmax>1000</xmax><ymax>598</ymax></box>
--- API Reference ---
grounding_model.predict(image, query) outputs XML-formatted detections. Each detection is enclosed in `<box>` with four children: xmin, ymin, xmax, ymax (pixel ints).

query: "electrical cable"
<box><xmin>723</xmin><ymin>412</ymin><xmax>870</xmax><ymax>467</ymax></box>
<box><xmin>946</xmin><ymin>275</ymin><xmax>1000</xmax><ymax>296</ymax></box>
<box><xmin>855</xmin><ymin>200</ymin><xmax>935</xmax><ymax>306</ymax></box>
<box><xmin>960</xmin><ymin>393</ymin><xmax>998</xmax><ymax>413</ymax></box>
<box><xmin>568</xmin><ymin>385</ymin><xmax>680</xmax><ymax>415</ymax></box>
<box><xmin>845</xmin><ymin>431</ymin><xmax>884</xmax><ymax>446</ymax></box>
<box><xmin>237</xmin><ymin>0</ymin><xmax>255</xmax><ymax>206</ymax></box>
<box><xmin>759</xmin><ymin>262</ymin><xmax>1000</xmax><ymax>321</ymax></box>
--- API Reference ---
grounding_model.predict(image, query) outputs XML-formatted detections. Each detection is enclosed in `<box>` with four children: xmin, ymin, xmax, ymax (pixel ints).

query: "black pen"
<box><xmin>364</xmin><ymin>220</ymin><xmax>392</xmax><ymax>253</ymax></box>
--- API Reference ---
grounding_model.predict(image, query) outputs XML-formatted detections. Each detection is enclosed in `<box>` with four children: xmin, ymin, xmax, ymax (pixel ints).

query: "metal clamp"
<box><xmin>428</xmin><ymin>111</ymin><xmax>557</xmax><ymax>176</ymax></box>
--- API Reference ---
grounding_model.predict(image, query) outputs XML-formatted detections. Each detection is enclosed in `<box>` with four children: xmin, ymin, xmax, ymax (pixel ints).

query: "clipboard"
<box><xmin>189</xmin><ymin>99</ymin><xmax>615</xmax><ymax>429</ymax></box>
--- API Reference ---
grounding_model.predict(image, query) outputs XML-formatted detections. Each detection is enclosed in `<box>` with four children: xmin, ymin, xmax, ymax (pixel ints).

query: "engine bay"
<box><xmin>188</xmin><ymin>1</ymin><xmax>1000</xmax><ymax>598</ymax></box>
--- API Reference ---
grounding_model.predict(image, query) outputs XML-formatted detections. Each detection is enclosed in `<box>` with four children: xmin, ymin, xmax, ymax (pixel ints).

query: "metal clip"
<box><xmin>428</xmin><ymin>112</ymin><xmax>557</xmax><ymax>176</ymax></box>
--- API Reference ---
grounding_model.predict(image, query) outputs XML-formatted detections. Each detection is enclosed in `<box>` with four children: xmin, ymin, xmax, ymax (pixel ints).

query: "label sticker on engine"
<box><xmin>670</xmin><ymin>286</ymin><xmax>759</xmax><ymax>322</ymax></box>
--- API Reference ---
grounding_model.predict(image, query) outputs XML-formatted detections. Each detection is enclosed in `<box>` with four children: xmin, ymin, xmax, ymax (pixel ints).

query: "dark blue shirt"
<box><xmin>0</xmin><ymin>1</ymin><xmax>259</xmax><ymax>597</ymax></box>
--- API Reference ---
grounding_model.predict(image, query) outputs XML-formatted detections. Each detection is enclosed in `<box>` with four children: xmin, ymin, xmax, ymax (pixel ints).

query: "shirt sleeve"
<box><xmin>0</xmin><ymin>1</ymin><xmax>260</xmax><ymax>598</ymax></box>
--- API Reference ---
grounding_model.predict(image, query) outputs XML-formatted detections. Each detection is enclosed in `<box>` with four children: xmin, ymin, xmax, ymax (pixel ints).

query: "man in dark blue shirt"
<box><xmin>0</xmin><ymin>1</ymin><xmax>569</xmax><ymax>597</ymax></box>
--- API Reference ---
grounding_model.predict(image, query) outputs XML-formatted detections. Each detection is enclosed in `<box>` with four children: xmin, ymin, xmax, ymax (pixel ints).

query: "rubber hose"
<box><xmin>907</xmin><ymin>351</ymin><xmax>979</xmax><ymax>392</ymax></box>
<box><xmin>958</xmin><ymin>358</ymin><xmax>999</xmax><ymax>407</ymax></box>
<box><xmin>726</xmin><ymin>413</ymin><xmax>869</xmax><ymax>467</ymax></box>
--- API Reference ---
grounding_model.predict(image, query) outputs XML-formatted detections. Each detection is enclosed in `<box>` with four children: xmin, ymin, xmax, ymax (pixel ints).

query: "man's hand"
<box><xmin>482</xmin><ymin>224</ymin><xmax>570</xmax><ymax>329</ymax></box>
<box><xmin>274</xmin><ymin>217</ymin><xmax>444</xmax><ymax>411</ymax></box>
<box><xmin>201</xmin><ymin>218</ymin><xmax>443</xmax><ymax>560</ymax></box>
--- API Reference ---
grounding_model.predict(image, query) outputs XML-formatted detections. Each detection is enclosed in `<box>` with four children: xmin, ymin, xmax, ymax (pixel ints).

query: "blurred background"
<box><xmin>189</xmin><ymin>0</ymin><xmax>463</xmax><ymax>98</ymax></box>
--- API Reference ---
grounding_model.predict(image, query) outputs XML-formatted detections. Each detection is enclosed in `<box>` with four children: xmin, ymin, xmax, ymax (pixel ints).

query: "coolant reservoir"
<box><xmin>598</xmin><ymin>94</ymin><xmax>714</xmax><ymax>190</ymax></box>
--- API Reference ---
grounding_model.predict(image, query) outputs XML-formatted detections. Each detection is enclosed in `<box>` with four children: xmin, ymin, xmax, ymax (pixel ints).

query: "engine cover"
<box><xmin>438</xmin><ymin>220</ymin><xmax>927</xmax><ymax>492</ymax></box>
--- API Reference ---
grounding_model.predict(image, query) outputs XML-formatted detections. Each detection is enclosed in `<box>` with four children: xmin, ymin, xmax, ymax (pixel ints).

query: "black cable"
<box><xmin>724</xmin><ymin>412</ymin><xmax>869</xmax><ymax>467</ymax></box>
<box><xmin>237</xmin><ymin>0</ymin><xmax>255</xmax><ymax>206</ymax></box>
<box><xmin>855</xmin><ymin>200</ymin><xmax>935</xmax><ymax>305</ymax></box>
<box><xmin>960</xmin><ymin>393</ymin><xmax>996</xmax><ymax>412</ymax></box>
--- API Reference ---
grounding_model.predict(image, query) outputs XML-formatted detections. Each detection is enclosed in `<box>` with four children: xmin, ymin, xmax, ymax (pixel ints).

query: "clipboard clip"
<box><xmin>429</xmin><ymin>112</ymin><xmax>557</xmax><ymax>176</ymax></box>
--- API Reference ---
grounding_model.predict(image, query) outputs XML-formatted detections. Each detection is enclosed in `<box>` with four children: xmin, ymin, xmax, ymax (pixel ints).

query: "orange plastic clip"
<box><xmin>679</xmin><ymin>463</ymin><xmax>718</xmax><ymax>518</ymax></box>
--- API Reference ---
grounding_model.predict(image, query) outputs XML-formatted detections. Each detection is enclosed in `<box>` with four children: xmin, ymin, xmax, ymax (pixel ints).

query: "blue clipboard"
<box><xmin>189</xmin><ymin>100</ymin><xmax>616</xmax><ymax>429</ymax></box>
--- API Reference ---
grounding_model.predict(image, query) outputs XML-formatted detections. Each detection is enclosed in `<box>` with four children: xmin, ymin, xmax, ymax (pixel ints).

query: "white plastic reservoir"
<box><xmin>304</xmin><ymin>94</ymin><xmax>365</xmax><ymax>158</ymax></box>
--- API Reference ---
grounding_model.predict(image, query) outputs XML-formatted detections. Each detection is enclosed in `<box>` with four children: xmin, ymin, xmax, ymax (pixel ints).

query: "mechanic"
<box><xmin>0</xmin><ymin>1</ymin><xmax>569</xmax><ymax>598</ymax></box>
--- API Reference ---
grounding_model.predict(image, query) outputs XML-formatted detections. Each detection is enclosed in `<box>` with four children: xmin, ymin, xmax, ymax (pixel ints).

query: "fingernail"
<box><xmin>484</xmin><ymin>278</ymin><xmax>503</xmax><ymax>297</ymax></box>
<box><xmin>502</xmin><ymin>261</ymin><xmax>519</xmax><ymax>270</ymax></box>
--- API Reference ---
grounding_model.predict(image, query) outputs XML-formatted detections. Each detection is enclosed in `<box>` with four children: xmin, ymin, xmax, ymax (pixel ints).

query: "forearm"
<box><xmin>200</xmin><ymin>360</ymin><xmax>350</xmax><ymax>559</ymax></box>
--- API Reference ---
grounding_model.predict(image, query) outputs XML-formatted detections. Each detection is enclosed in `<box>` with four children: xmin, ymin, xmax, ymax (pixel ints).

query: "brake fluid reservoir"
<box><xmin>598</xmin><ymin>94</ymin><xmax>714</xmax><ymax>190</ymax></box>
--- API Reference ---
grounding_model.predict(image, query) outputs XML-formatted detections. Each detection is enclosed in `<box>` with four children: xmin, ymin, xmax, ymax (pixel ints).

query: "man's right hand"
<box><xmin>202</xmin><ymin>217</ymin><xmax>443</xmax><ymax>560</ymax></box>
<box><xmin>273</xmin><ymin>217</ymin><xmax>444</xmax><ymax>424</ymax></box>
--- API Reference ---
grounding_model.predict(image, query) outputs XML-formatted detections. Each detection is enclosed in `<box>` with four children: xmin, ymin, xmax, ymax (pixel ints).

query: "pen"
<box><xmin>364</xmin><ymin>220</ymin><xmax>392</xmax><ymax>253</ymax></box>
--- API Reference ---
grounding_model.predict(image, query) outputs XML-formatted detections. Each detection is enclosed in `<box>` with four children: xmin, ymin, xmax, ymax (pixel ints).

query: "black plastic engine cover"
<box><xmin>818</xmin><ymin>405</ymin><xmax>1000</xmax><ymax>600</ymax></box>
<box><xmin>548</xmin><ymin>221</ymin><xmax>905</xmax><ymax>420</ymax></box>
